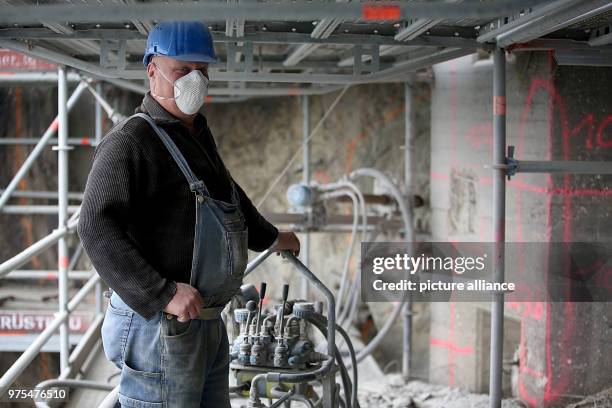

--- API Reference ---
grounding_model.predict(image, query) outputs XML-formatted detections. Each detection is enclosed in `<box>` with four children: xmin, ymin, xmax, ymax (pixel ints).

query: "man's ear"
<box><xmin>146</xmin><ymin>61</ymin><xmax>155</xmax><ymax>80</ymax></box>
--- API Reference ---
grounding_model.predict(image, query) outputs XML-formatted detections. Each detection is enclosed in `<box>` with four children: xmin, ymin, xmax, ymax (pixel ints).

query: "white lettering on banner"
<box><xmin>0</xmin><ymin>49</ymin><xmax>57</xmax><ymax>71</ymax></box>
<box><xmin>0</xmin><ymin>311</ymin><xmax>91</xmax><ymax>334</ymax></box>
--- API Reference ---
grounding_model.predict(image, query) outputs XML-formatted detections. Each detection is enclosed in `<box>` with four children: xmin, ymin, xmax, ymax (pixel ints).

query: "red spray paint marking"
<box><xmin>58</xmin><ymin>256</ymin><xmax>70</xmax><ymax>269</ymax></box>
<box><xmin>430</xmin><ymin>171</ymin><xmax>611</xmax><ymax>196</ymax></box>
<box><xmin>597</xmin><ymin>115</ymin><xmax>612</xmax><ymax>148</ymax></box>
<box><xmin>80</xmin><ymin>136</ymin><xmax>91</xmax><ymax>145</ymax></box>
<box><xmin>466</xmin><ymin>122</ymin><xmax>493</xmax><ymax>149</ymax></box>
<box><xmin>571</xmin><ymin>113</ymin><xmax>595</xmax><ymax>150</ymax></box>
<box><xmin>518</xmin><ymin>321</ymin><xmax>540</xmax><ymax>407</ymax></box>
<box><xmin>429</xmin><ymin>303</ymin><xmax>474</xmax><ymax>386</ymax></box>
<box><xmin>467</xmin><ymin>113</ymin><xmax>611</xmax><ymax>152</ymax></box>
<box><xmin>312</xmin><ymin>170</ymin><xmax>331</xmax><ymax>184</ymax></box>
<box><xmin>507</xmin><ymin>301</ymin><xmax>544</xmax><ymax>321</ymax></box>
<box><xmin>514</xmin><ymin>50</ymin><xmax>611</xmax><ymax>404</ymax></box>
<box><xmin>49</xmin><ymin>118</ymin><xmax>59</xmax><ymax>132</ymax></box>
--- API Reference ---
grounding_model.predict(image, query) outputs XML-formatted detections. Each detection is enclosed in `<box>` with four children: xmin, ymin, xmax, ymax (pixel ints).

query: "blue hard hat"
<box><xmin>143</xmin><ymin>21</ymin><xmax>217</xmax><ymax>67</ymax></box>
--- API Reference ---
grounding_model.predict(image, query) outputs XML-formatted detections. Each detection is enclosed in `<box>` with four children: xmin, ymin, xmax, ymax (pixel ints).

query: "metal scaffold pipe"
<box><xmin>489</xmin><ymin>46</ymin><xmax>506</xmax><ymax>408</ymax></box>
<box><xmin>55</xmin><ymin>65</ymin><xmax>71</xmax><ymax>372</ymax></box>
<box><xmin>403</xmin><ymin>80</ymin><xmax>415</xmax><ymax>381</ymax></box>
<box><xmin>0</xmin><ymin>81</ymin><xmax>88</xmax><ymax>211</ymax></box>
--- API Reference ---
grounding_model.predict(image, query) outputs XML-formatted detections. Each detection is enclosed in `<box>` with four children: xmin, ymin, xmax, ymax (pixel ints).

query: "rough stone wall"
<box><xmin>205</xmin><ymin>83</ymin><xmax>432</xmax><ymax>375</ymax></box>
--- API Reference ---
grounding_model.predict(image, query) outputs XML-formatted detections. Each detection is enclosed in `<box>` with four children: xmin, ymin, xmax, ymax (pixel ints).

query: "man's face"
<box><xmin>147</xmin><ymin>55</ymin><xmax>209</xmax><ymax>115</ymax></box>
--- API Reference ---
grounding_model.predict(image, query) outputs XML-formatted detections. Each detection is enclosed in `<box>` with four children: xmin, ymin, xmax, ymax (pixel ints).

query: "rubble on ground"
<box><xmin>358</xmin><ymin>374</ymin><xmax>527</xmax><ymax>408</ymax></box>
<box><xmin>567</xmin><ymin>387</ymin><xmax>612</xmax><ymax>408</ymax></box>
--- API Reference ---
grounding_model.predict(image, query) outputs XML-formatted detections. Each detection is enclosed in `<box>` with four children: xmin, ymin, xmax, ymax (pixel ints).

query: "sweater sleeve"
<box><xmin>232</xmin><ymin>177</ymin><xmax>279</xmax><ymax>252</ymax></box>
<box><xmin>77</xmin><ymin>131</ymin><xmax>177</xmax><ymax>320</ymax></box>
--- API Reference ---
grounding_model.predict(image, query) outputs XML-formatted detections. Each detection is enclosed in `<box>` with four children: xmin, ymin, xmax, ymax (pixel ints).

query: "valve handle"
<box><xmin>246</xmin><ymin>300</ymin><xmax>257</xmax><ymax>312</ymax></box>
<box><xmin>259</xmin><ymin>282</ymin><xmax>267</xmax><ymax>300</ymax></box>
<box><xmin>282</xmin><ymin>284</ymin><xmax>289</xmax><ymax>302</ymax></box>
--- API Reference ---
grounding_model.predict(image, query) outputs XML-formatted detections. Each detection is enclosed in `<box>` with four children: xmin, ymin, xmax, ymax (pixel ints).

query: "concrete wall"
<box><xmin>429</xmin><ymin>52</ymin><xmax>612</xmax><ymax>406</ymax></box>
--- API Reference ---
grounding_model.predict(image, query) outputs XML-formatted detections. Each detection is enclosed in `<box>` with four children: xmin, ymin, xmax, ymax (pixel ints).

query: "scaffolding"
<box><xmin>0</xmin><ymin>1</ymin><xmax>611</xmax><ymax>407</ymax></box>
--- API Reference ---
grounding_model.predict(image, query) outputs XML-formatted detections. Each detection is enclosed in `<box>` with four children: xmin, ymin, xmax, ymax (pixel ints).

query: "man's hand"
<box><xmin>271</xmin><ymin>231</ymin><xmax>300</xmax><ymax>257</ymax></box>
<box><xmin>163</xmin><ymin>282</ymin><xmax>204</xmax><ymax>322</ymax></box>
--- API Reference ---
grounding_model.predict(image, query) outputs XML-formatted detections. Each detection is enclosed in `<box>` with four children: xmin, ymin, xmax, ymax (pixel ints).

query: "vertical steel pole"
<box><xmin>489</xmin><ymin>46</ymin><xmax>506</xmax><ymax>408</ymax></box>
<box><xmin>301</xmin><ymin>94</ymin><xmax>310</xmax><ymax>299</ymax></box>
<box><xmin>94</xmin><ymin>82</ymin><xmax>103</xmax><ymax>145</ymax></box>
<box><xmin>55</xmin><ymin>66</ymin><xmax>71</xmax><ymax>372</ymax></box>
<box><xmin>402</xmin><ymin>81</ymin><xmax>415</xmax><ymax>381</ymax></box>
<box><xmin>94</xmin><ymin>82</ymin><xmax>104</xmax><ymax>315</ymax></box>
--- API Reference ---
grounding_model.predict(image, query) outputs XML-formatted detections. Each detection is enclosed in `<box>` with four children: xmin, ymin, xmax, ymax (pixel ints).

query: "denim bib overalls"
<box><xmin>100</xmin><ymin>113</ymin><xmax>248</xmax><ymax>407</ymax></box>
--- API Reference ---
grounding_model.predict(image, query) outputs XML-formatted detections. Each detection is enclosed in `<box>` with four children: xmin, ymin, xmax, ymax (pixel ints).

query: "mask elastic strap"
<box><xmin>151</xmin><ymin>63</ymin><xmax>175</xmax><ymax>100</ymax></box>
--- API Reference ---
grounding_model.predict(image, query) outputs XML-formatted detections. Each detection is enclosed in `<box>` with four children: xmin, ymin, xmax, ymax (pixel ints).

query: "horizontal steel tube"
<box><xmin>2</xmin><ymin>270</ymin><xmax>93</xmax><ymax>280</ymax></box>
<box><xmin>0</xmin><ymin>218</ymin><xmax>78</xmax><ymax>277</ymax></box>
<box><xmin>516</xmin><ymin>159</ymin><xmax>612</xmax><ymax>174</ymax></box>
<box><xmin>0</xmin><ymin>189</ymin><xmax>83</xmax><ymax>200</ymax></box>
<box><xmin>1</xmin><ymin>205</ymin><xmax>82</xmax><ymax>214</ymax></box>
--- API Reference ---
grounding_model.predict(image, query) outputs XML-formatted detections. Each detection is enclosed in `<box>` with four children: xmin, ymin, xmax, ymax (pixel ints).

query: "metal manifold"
<box><xmin>229</xmin><ymin>250</ymin><xmax>358</xmax><ymax>408</ymax></box>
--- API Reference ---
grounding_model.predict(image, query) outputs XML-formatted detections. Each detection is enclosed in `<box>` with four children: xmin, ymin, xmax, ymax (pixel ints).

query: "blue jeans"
<box><xmin>101</xmin><ymin>292</ymin><xmax>231</xmax><ymax>408</ymax></box>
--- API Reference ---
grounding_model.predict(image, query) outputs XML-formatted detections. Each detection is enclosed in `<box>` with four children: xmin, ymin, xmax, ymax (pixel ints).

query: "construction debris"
<box><xmin>567</xmin><ymin>387</ymin><xmax>612</xmax><ymax>408</ymax></box>
<box><xmin>359</xmin><ymin>374</ymin><xmax>527</xmax><ymax>408</ymax></box>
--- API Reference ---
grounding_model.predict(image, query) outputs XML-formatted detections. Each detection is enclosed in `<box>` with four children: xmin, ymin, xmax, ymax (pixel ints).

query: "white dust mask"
<box><xmin>152</xmin><ymin>64</ymin><xmax>209</xmax><ymax>115</ymax></box>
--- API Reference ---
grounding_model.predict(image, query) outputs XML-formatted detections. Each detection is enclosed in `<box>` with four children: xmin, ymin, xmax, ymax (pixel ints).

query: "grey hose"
<box><xmin>319</xmin><ymin>187</ymin><xmax>361</xmax><ymax>313</ymax></box>
<box><xmin>347</xmin><ymin>168</ymin><xmax>413</xmax><ymax>364</ymax></box>
<box><xmin>319</xmin><ymin>181</ymin><xmax>368</xmax><ymax>327</ymax></box>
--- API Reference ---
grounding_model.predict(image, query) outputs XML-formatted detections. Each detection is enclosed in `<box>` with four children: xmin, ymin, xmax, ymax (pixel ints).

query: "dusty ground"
<box><xmin>567</xmin><ymin>387</ymin><xmax>612</xmax><ymax>408</ymax></box>
<box><xmin>358</xmin><ymin>374</ymin><xmax>527</xmax><ymax>408</ymax></box>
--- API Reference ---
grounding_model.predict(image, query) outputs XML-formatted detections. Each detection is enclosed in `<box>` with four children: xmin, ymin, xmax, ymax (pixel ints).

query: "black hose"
<box><xmin>307</xmin><ymin>316</ymin><xmax>360</xmax><ymax>408</ymax></box>
<box><xmin>305</xmin><ymin>316</ymin><xmax>352</xmax><ymax>408</ymax></box>
<box><xmin>329</xmin><ymin>320</ymin><xmax>359</xmax><ymax>401</ymax></box>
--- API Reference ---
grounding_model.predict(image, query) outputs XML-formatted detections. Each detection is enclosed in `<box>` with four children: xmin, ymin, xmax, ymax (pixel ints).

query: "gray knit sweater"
<box><xmin>77</xmin><ymin>93</ymin><xmax>278</xmax><ymax>320</ymax></box>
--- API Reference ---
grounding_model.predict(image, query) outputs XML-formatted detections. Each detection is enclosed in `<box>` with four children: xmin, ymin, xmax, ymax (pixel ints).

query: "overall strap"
<box><xmin>132</xmin><ymin>113</ymin><xmax>210</xmax><ymax>196</ymax></box>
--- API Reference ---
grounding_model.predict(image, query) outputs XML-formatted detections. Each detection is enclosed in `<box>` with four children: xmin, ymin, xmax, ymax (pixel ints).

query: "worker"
<box><xmin>77</xmin><ymin>21</ymin><xmax>300</xmax><ymax>407</ymax></box>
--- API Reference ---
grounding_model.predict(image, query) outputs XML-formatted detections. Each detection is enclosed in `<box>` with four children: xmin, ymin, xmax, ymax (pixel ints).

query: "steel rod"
<box><xmin>94</xmin><ymin>81</ymin><xmax>105</xmax><ymax>315</ymax></box>
<box><xmin>0</xmin><ymin>138</ymin><xmax>97</xmax><ymax>145</ymax></box>
<box><xmin>489</xmin><ymin>46</ymin><xmax>506</xmax><ymax>408</ymax></box>
<box><xmin>302</xmin><ymin>94</ymin><xmax>310</xmax><ymax>300</ymax></box>
<box><xmin>1</xmin><ymin>205</ymin><xmax>82</xmax><ymax>214</ymax></box>
<box><xmin>0</xmin><ymin>219</ymin><xmax>78</xmax><ymax>277</ymax></box>
<box><xmin>515</xmin><ymin>159</ymin><xmax>612</xmax><ymax>174</ymax></box>
<box><xmin>2</xmin><ymin>270</ymin><xmax>93</xmax><ymax>280</ymax></box>
<box><xmin>95</xmin><ymin>82</ymin><xmax>106</xmax><ymax>140</ymax></box>
<box><xmin>56</xmin><ymin>65</ymin><xmax>71</xmax><ymax>372</ymax></box>
<box><xmin>0</xmin><ymin>189</ymin><xmax>83</xmax><ymax>200</ymax></box>
<box><xmin>402</xmin><ymin>81</ymin><xmax>414</xmax><ymax>382</ymax></box>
